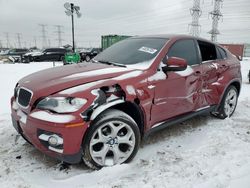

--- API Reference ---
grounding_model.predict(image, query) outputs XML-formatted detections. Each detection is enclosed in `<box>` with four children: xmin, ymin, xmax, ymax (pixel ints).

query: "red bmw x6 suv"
<box><xmin>11</xmin><ymin>35</ymin><xmax>241</xmax><ymax>169</ymax></box>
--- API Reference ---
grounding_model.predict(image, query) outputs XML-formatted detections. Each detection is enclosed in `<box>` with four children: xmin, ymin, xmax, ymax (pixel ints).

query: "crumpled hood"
<box><xmin>18</xmin><ymin>62</ymin><xmax>134</xmax><ymax>97</ymax></box>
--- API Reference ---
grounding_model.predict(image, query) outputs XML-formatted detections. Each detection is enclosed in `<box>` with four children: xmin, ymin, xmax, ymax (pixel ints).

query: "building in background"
<box><xmin>221</xmin><ymin>44</ymin><xmax>245</xmax><ymax>60</ymax></box>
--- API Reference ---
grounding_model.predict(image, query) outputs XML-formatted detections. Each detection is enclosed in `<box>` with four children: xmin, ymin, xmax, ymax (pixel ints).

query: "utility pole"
<box><xmin>71</xmin><ymin>3</ymin><xmax>75</xmax><ymax>51</ymax></box>
<box><xmin>55</xmin><ymin>25</ymin><xmax>64</xmax><ymax>47</ymax></box>
<box><xmin>39</xmin><ymin>24</ymin><xmax>48</xmax><ymax>48</ymax></box>
<box><xmin>5</xmin><ymin>32</ymin><xmax>10</xmax><ymax>48</ymax></box>
<box><xmin>16</xmin><ymin>33</ymin><xmax>22</xmax><ymax>48</ymax></box>
<box><xmin>64</xmin><ymin>2</ymin><xmax>82</xmax><ymax>52</ymax></box>
<box><xmin>208</xmin><ymin>0</ymin><xmax>223</xmax><ymax>42</ymax></box>
<box><xmin>189</xmin><ymin>0</ymin><xmax>202</xmax><ymax>37</ymax></box>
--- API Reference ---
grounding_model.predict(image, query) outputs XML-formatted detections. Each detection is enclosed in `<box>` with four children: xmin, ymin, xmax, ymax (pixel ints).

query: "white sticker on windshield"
<box><xmin>138</xmin><ymin>47</ymin><xmax>157</xmax><ymax>54</ymax></box>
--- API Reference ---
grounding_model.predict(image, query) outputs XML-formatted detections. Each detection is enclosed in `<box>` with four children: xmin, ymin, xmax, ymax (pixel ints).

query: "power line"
<box><xmin>39</xmin><ymin>24</ymin><xmax>48</xmax><ymax>48</ymax></box>
<box><xmin>208</xmin><ymin>0</ymin><xmax>224</xmax><ymax>42</ymax></box>
<box><xmin>55</xmin><ymin>25</ymin><xmax>64</xmax><ymax>47</ymax></box>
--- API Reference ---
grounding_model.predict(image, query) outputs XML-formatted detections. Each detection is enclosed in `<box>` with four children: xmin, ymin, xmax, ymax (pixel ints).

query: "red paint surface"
<box><xmin>11</xmin><ymin>35</ymin><xmax>242</xmax><ymax>162</ymax></box>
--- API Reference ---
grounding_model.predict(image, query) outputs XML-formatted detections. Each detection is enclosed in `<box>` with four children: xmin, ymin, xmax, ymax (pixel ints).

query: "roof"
<box><xmin>131</xmin><ymin>34</ymin><xmax>216</xmax><ymax>44</ymax></box>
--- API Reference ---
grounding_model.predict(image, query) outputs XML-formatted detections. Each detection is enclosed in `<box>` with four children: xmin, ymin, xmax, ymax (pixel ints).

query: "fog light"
<box><xmin>48</xmin><ymin>136</ymin><xmax>58</xmax><ymax>146</ymax></box>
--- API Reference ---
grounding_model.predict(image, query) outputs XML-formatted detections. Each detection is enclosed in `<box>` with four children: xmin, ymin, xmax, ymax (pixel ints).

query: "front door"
<box><xmin>150</xmin><ymin>39</ymin><xmax>206</xmax><ymax>126</ymax></box>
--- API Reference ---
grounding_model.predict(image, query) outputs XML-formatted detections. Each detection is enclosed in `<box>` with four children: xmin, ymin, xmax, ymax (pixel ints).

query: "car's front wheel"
<box><xmin>212</xmin><ymin>85</ymin><xmax>238</xmax><ymax>119</ymax></box>
<box><xmin>82</xmin><ymin>109</ymin><xmax>140</xmax><ymax>169</ymax></box>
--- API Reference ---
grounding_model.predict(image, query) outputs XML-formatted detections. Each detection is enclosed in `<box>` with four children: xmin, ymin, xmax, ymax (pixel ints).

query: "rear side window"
<box><xmin>218</xmin><ymin>47</ymin><xmax>227</xmax><ymax>59</ymax></box>
<box><xmin>198</xmin><ymin>40</ymin><xmax>217</xmax><ymax>61</ymax></box>
<box><xmin>46</xmin><ymin>49</ymin><xmax>54</xmax><ymax>53</ymax></box>
<box><xmin>17</xmin><ymin>49</ymin><xmax>27</xmax><ymax>52</ymax></box>
<box><xmin>167</xmin><ymin>39</ymin><xmax>199</xmax><ymax>66</ymax></box>
<box><xmin>59</xmin><ymin>48</ymin><xmax>66</xmax><ymax>52</ymax></box>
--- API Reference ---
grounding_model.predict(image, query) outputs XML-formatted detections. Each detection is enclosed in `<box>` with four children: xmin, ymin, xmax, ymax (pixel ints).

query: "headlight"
<box><xmin>36</xmin><ymin>97</ymin><xmax>87</xmax><ymax>113</ymax></box>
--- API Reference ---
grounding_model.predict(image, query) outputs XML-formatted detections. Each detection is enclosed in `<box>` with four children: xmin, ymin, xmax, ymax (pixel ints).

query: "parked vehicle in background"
<box><xmin>101</xmin><ymin>35</ymin><xmax>131</xmax><ymax>50</ymax></box>
<box><xmin>2</xmin><ymin>48</ymin><xmax>29</xmax><ymax>56</ymax></box>
<box><xmin>0</xmin><ymin>48</ymin><xmax>10</xmax><ymax>55</ymax></box>
<box><xmin>22</xmin><ymin>49</ymin><xmax>42</xmax><ymax>63</ymax></box>
<box><xmin>30</xmin><ymin>48</ymin><xmax>71</xmax><ymax>62</ymax></box>
<box><xmin>0</xmin><ymin>48</ymin><xmax>29</xmax><ymax>63</ymax></box>
<box><xmin>80</xmin><ymin>48</ymin><xmax>102</xmax><ymax>62</ymax></box>
<box><xmin>11</xmin><ymin>34</ymin><xmax>241</xmax><ymax>169</ymax></box>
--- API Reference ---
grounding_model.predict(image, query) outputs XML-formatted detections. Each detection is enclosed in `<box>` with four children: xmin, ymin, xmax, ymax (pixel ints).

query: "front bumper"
<box><xmin>11</xmin><ymin>97</ymin><xmax>88</xmax><ymax>164</ymax></box>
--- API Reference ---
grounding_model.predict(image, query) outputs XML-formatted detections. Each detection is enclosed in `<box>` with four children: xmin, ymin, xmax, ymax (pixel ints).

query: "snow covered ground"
<box><xmin>0</xmin><ymin>60</ymin><xmax>250</xmax><ymax>188</ymax></box>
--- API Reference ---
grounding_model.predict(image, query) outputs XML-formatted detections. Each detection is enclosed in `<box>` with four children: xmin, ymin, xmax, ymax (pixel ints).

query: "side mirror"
<box><xmin>162</xmin><ymin>57</ymin><xmax>187</xmax><ymax>72</ymax></box>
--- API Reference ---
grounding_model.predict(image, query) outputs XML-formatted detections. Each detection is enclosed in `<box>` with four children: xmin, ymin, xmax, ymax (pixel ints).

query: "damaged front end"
<box><xmin>81</xmin><ymin>84</ymin><xmax>126</xmax><ymax>121</ymax></box>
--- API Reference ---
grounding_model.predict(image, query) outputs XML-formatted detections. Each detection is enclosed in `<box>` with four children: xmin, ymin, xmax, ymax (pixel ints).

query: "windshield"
<box><xmin>94</xmin><ymin>38</ymin><xmax>167</xmax><ymax>68</ymax></box>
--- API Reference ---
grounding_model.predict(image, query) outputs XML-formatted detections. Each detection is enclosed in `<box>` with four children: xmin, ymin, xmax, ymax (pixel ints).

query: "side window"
<box><xmin>49</xmin><ymin>49</ymin><xmax>57</xmax><ymax>53</ymax></box>
<box><xmin>216</xmin><ymin>47</ymin><xmax>222</xmax><ymax>59</ymax></box>
<box><xmin>46</xmin><ymin>49</ymin><xmax>52</xmax><ymax>53</ymax></box>
<box><xmin>198</xmin><ymin>40</ymin><xmax>217</xmax><ymax>61</ymax></box>
<box><xmin>167</xmin><ymin>39</ymin><xmax>199</xmax><ymax>66</ymax></box>
<box><xmin>59</xmin><ymin>49</ymin><xmax>66</xmax><ymax>52</ymax></box>
<box><xmin>218</xmin><ymin>47</ymin><xmax>227</xmax><ymax>59</ymax></box>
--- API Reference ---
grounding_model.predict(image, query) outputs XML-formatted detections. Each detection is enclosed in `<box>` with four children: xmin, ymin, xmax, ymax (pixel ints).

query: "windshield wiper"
<box><xmin>95</xmin><ymin>60</ymin><xmax>126</xmax><ymax>68</ymax></box>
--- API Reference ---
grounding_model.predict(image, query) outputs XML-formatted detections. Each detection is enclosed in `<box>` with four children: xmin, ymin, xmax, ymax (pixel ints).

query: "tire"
<box><xmin>82</xmin><ymin>109</ymin><xmax>140</xmax><ymax>169</ymax></box>
<box><xmin>212</xmin><ymin>85</ymin><xmax>238</xmax><ymax>119</ymax></box>
<box><xmin>85</xmin><ymin>55</ymin><xmax>91</xmax><ymax>62</ymax></box>
<box><xmin>60</xmin><ymin>56</ymin><xmax>65</xmax><ymax>62</ymax></box>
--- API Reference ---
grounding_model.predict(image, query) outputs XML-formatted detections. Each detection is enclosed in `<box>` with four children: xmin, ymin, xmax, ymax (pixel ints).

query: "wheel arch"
<box><xmin>230</xmin><ymin>81</ymin><xmax>241</xmax><ymax>95</ymax></box>
<box><xmin>112</xmin><ymin>101</ymin><xmax>145</xmax><ymax>137</ymax></box>
<box><xmin>215</xmin><ymin>79</ymin><xmax>241</xmax><ymax>112</ymax></box>
<box><xmin>89</xmin><ymin>101</ymin><xmax>145</xmax><ymax>137</ymax></box>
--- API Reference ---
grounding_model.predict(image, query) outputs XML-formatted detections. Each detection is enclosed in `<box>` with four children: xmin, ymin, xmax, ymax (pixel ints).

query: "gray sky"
<box><xmin>0</xmin><ymin>0</ymin><xmax>249</xmax><ymax>48</ymax></box>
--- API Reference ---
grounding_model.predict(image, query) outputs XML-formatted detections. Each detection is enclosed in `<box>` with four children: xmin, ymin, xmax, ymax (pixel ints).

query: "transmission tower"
<box><xmin>39</xmin><ymin>24</ymin><xmax>48</xmax><ymax>48</ymax></box>
<box><xmin>5</xmin><ymin>32</ymin><xmax>10</xmax><ymax>48</ymax></box>
<box><xmin>208</xmin><ymin>0</ymin><xmax>223</xmax><ymax>42</ymax></box>
<box><xmin>189</xmin><ymin>0</ymin><xmax>202</xmax><ymax>37</ymax></box>
<box><xmin>34</xmin><ymin>36</ymin><xmax>37</xmax><ymax>47</ymax></box>
<box><xmin>55</xmin><ymin>25</ymin><xmax>64</xmax><ymax>47</ymax></box>
<box><xmin>16</xmin><ymin>33</ymin><xmax>22</xmax><ymax>48</ymax></box>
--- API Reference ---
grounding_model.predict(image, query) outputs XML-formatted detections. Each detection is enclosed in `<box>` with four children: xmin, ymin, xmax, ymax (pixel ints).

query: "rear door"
<box><xmin>150</xmin><ymin>39</ymin><xmax>206</xmax><ymax>126</ymax></box>
<box><xmin>197</xmin><ymin>40</ymin><xmax>228</xmax><ymax>105</ymax></box>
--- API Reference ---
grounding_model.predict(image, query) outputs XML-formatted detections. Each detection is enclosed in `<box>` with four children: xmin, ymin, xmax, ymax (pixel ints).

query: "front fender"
<box><xmin>90</xmin><ymin>99</ymin><xmax>125</xmax><ymax>120</ymax></box>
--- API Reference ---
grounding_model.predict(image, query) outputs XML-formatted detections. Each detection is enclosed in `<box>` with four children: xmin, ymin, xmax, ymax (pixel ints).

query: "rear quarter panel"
<box><xmin>214</xmin><ymin>51</ymin><xmax>242</xmax><ymax>105</ymax></box>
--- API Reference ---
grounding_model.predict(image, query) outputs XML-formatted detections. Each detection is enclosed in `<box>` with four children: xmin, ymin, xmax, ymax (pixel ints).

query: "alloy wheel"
<box><xmin>89</xmin><ymin>120</ymin><xmax>136</xmax><ymax>166</ymax></box>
